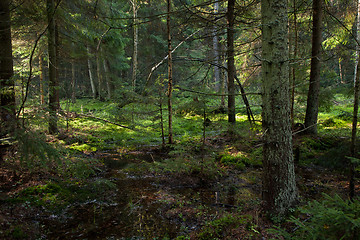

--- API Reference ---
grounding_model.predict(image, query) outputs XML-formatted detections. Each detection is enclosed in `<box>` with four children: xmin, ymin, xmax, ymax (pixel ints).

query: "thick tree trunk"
<box><xmin>87</xmin><ymin>46</ymin><xmax>97</xmax><ymax>99</ymax></box>
<box><xmin>167</xmin><ymin>0</ymin><xmax>173</xmax><ymax>144</ymax></box>
<box><xmin>213</xmin><ymin>1</ymin><xmax>220</xmax><ymax>91</ymax></box>
<box><xmin>304</xmin><ymin>0</ymin><xmax>323</xmax><ymax>135</ymax></box>
<box><xmin>0</xmin><ymin>0</ymin><xmax>15</xmax><ymax>137</ymax></box>
<box><xmin>47</xmin><ymin>0</ymin><xmax>58</xmax><ymax>134</ymax></box>
<box><xmin>261</xmin><ymin>0</ymin><xmax>297</xmax><ymax>217</ymax></box>
<box><xmin>227</xmin><ymin>0</ymin><xmax>236</xmax><ymax>123</ymax></box>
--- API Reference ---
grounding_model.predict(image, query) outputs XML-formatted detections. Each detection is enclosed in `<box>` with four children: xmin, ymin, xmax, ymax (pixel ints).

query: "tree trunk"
<box><xmin>213</xmin><ymin>1</ymin><xmax>220</xmax><ymax>91</ymax></box>
<box><xmin>290</xmin><ymin>0</ymin><xmax>298</xmax><ymax>126</ymax></box>
<box><xmin>349</xmin><ymin>1</ymin><xmax>360</xmax><ymax>199</ymax></box>
<box><xmin>354</xmin><ymin>0</ymin><xmax>360</xmax><ymax>85</ymax></box>
<box><xmin>350</xmin><ymin>59</ymin><xmax>360</xmax><ymax>200</ymax></box>
<box><xmin>0</xmin><ymin>0</ymin><xmax>15</xmax><ymax>137</ymax></box>
<box><xmin>227</xmin><ymin>0</ymin><xmax>236</xmax><ymax>123</ymax></box>
<box><xmin>131</xmin><ymin>0</ymin><xmax>138</xmax><ymax>92</ymax></box>
<box><xmin>71</xmin><ymin>58</ymin><xmax>76</xmax><ymax>103</ymax></box>
<box><xmin>47</xmin><ymin>0</ymin><xmax>58</xmax><ymax>134</ymax></box>
<box><xmin>96</xmin><ymin>50</ymin><xmax>102</xmax><ymax>100</ymax></box>
<box><xmin>87</xmin><ymin>46</ymin><xmax>97</xmax><ymax>99</ymax></box>
<box><xmin>39</xmin><ymin>54</ymin><xmax>45</xmax><ymax>105</ymax></box>
<box><xmin>103</xmin><ymin>59</ymin><xmax>111</xmax><ymax>99</ymax></box>
<box><xmin>261</xmin><ymin>0</ymin><xmax>297</xmax><ymax>217</ymax></box>
<box><xmin>220</xmin><ymin>43</ymin><xmax>226</xmax><ymax>109</ymax></box>
<box><xmin>55</xmin><ymin>21</ymin><xmax>60</xmax><ymax>109</ymax></box>
<box><xmin>167</xmin><ymin>0</ymin><xmax>173</xmax><ymax>144</ymax></box>
<box><xmin>304</xmin><ymin>0</ymin><xmax>323</xmax><ymax>135</ymax></box>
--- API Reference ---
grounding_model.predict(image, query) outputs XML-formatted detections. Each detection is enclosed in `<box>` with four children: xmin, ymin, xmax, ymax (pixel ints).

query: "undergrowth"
<box><xmin>271</xmin><ymin>194</ymin><xmax>360</xmax><ymax>240</ymax></box>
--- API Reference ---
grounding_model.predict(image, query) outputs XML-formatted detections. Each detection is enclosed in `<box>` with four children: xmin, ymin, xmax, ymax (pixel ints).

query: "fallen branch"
<box><xmin>62</xmin><ymin>110</ymin><xmax>134</xmax><ymax>130</ymax></box>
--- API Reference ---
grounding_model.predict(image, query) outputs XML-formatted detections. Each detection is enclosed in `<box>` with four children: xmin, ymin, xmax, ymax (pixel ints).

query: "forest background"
<box><xmin>1</xmin><ymin>0</ymin><xmax>360</xmax><ymax>239</ymax></box>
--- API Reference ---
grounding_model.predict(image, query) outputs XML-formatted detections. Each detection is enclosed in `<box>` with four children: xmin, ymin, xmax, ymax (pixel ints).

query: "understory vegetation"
<box><xmin>1</xmin><ymin>93</ymin><xmax>359</xmax><ymax>239</ymax></box>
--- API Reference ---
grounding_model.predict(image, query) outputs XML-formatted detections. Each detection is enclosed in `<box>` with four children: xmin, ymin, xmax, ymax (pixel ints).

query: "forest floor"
<box><xmin>0</xmin><ymin>125</ymin><xmax>355</xmax><ymax>239</ymax></box>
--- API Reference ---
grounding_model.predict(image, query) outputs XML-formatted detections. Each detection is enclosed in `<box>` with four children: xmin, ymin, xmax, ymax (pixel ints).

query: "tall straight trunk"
<box><xmin>220</xmin><ymin>43</ymin><xmax>226</xmax><ymax>109</ymax></box>
<box><xmin>103</xmin><ymin>59</ymin><xmax>111</xmax><ymax>99</ymax></box>
<box><xmin>55</xmin><ymin>21</ymin><xmax>60</xmax><ymax>108</ymax></box>
<box><xmin>290</xmin><ymin>0</ymin><xmax>298</xmax><ymax>126</ymax></box>
<box><xmin>261</xmin><ymin>0</ymin><xmax>297</xmax><ymax>217</ymax></box>
<box><xmin>87</xmin><ymin>46</ymin><xmax>97</xmax><ymax>99</ymax></box>
<box><xmin>131</xmin><ymin>0</ymin><xmax>138</xmax><ymax>92</ymax></box>
<box><xmin>227</xmin><ymin>0</ymin><xmax>236</xmax><ymax>123</ymax></box>
<box><xmin>71</xmin><ymin>59</ymin><xmax>76</xmax><ymax>103</ymax></box>
<box><xmin>349</xmin><ymin>0</ymin><xmax>360</xmax><ymax>199</ymax></box>
<box><xmin>39</xmin><ymin>55</ymin><xmax>45</xmax><ymax>105</ymax></box>
<box><xmin>339</xmin><ymin>57</ymin><xmax>344</xmax><ymax>84</ymax></box>
<box><xmin>0</xmin><ymin>0</ymin><xmax>15</xmax><ymax>137</ymax></box>
<box><xmin>213</xmin><ymin>1</ymin><xmax>220</xmax><ymax>91</ymax></box>
<box><xmin>167</xmin><ymin>0</ymin><xmax>173</xmax><ymax>144</ymax></box>
<box><xmin>96</xmin><ymin>51</ymin><xmax>102</xmax><ymax>100</ymax></box>
<box><xmin>304</xmin><ymin>0</ymin><xmax>323</xmax><ymax>135</ymax></box>
<box><xmin>354</xmin><ymin>0</ymin><xmax>360</xmax><ymax>85</ymax></box>
<box><xmin>350</xmin><ymin>59</ymin><xmax>360</xmax><ymax>200</ymax></box>
<box><xmin>47</xmin><ymin>0</ymin><xmax>58</xmax><ymax>134</ymax></box>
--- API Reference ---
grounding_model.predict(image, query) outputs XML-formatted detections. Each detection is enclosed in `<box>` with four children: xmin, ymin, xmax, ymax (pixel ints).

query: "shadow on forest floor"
<box><xmin>0</xmin><ymin>132</ymin><xmax>357</xmax><ymax>239</ymax></box>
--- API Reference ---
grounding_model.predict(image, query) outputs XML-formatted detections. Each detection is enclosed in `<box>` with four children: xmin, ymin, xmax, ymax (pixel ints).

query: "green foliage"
<box><xmin>271</xmin><ymin>194</ymin><xmax>360</xmax><ymax>240</ymax></box>
<box><xmin>6</xmin><ymin>225</ymin><xmax>27</xmax><ymax>239</ymax></box>
<box><xmin>14</xmin><ymin>129</ymin><xmax>62</xmax><ymax>170</ymax></box>
<box><xmin>218</xmin><ymin>153</ymin><xmax>246</xmax><ymax>170</ymax></box>
<box><xmin>218</xmin><ymin>151</ymin><xmax>262</xmax><ymax>170</ymax></box>
<box><xmin>197</xmin><ymin>214</ymin><xmax>252</xmax><ymax>240</ymax></box>
<box><xmin>12</xmin><ymin>179</ymin><xmax>116</xmax><ymax>211</ymax></box>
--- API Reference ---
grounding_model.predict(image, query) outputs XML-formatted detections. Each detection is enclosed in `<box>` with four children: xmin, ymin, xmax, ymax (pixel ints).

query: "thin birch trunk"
<box><xmin>87</xmin><ymin>46</ymin><xmax>97</xmax><ymax>99</ymax></box>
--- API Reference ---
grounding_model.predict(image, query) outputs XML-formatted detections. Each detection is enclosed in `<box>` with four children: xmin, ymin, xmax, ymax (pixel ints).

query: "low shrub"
<box><xmin>271</xmin><ymin>194</ymin><xmax>360</xmax><ymax>239</ymax></box>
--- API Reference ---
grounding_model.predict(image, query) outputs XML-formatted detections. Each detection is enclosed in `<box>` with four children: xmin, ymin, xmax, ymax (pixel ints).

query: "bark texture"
<box><xmin>304</xmin><ymin>0</ymin><xmax>323</xmax><ymax>135</ymax></box>
<box><xmin>47</xmin><ymin>0</ymin><xmax>58</xmax><ymax>134</ymax></box>
<box><xmin>0</xmin><ymin>0</ymin><xmax>15</xmax><ymax>137</ymax></box>
<box><xmin>213</xmin><ymin>1</ymin><xmax>220</xmax><ymax>91</ymax></box>
<box><xmin>131</xmin><ymin>0</ymin><xmax>138</xmax><ymax>92</ymax></box>
<box><xmin>261</xmin><ymin>0</ymin><xmax>297</xmax><ymax>217</ymax></box>
<box><xmin>227</xmin><ymin>0</ymin><xmax>236</xmax><ymax>123</ymax></box>
<box><xmin>167</xmin><ymin>0</ymin><xmax>173</xmax><ymax>144</ymax></box>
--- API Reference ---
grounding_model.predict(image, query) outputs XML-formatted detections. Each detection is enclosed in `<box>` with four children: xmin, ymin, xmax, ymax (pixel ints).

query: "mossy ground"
<box><xmin>0</xmin><ymin>94</ymin><xmax>358</xmax><ymax>239</ymax></box>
